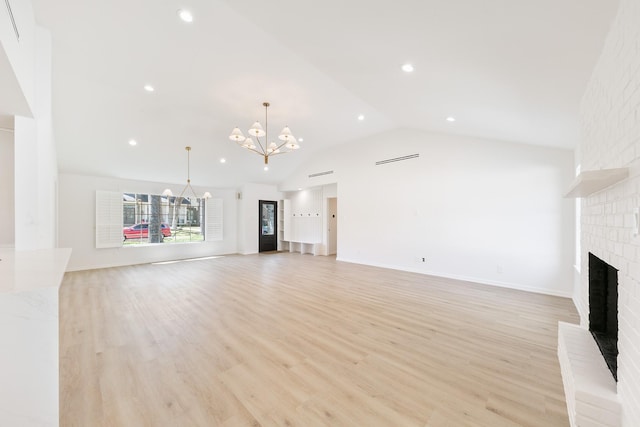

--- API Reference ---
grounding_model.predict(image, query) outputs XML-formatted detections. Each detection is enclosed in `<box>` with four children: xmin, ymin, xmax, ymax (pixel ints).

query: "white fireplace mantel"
<box><xmin>558</xmin><ymin>322</ymin><xmax>621</xmax><ymax>427</ymax></box>
<box><xmin>564</xmin><ymin>168</ymin><xmax>629</xmax><ymax>198</ymax></box>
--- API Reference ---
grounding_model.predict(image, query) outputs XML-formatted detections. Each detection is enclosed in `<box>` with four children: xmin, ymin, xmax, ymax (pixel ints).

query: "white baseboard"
<box><xmin>336</xmin><ymin>256</ymin><xmax>572</xmax><ymax>298</ymax></box>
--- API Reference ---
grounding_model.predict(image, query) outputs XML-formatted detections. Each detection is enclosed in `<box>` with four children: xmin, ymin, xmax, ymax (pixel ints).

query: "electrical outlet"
<box><xmin>497</xmin><ymin>265</ymin><xmax>503</xmax><ymax>274</ymax></box>
<box><xmin>422</xmin><ymin>257</ymin><xmax>426</xmax><ymax>262</ymax></box>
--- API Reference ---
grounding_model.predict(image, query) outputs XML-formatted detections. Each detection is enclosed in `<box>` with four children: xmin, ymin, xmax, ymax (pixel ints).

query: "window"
<box><xmin>123</xmin><ymin>192</ymin><xmax>206</xmax><ymax>245</ymax></box>
<box><xmin>95</xmin><ymin>191</ymin><xmax>223</xmax><ymax>248</ymax></box>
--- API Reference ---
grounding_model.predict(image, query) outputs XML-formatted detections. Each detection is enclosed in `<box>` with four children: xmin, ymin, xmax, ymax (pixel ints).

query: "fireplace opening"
<box><xmin>588</xmin><ymin>253</ymin><xmax>618</xmax><ymax>381</ymax></box>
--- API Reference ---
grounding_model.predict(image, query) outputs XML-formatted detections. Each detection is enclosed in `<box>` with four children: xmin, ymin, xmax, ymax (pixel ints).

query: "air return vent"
<box><xmin>375</xmin><ymin>153</ymin><xmax>419</xmax><ymax>166</ymax></box>
<box><xmin>5</xmin><ymin>0</ymin><xmax>19</xmax><ymax>41</ymax></box>
<box><xmin>308</xmin><ymin>170</ymin><xmax>334</xmax><ymax>178</ymax></box>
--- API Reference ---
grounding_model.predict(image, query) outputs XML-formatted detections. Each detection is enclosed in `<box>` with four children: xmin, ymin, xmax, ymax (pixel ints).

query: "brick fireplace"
<box><xmin>562</xmin><ymin>0</ymin><xmax>640</xmax><ymax>425</ymax></box>
<box><xmin>558</xmin><ymin>252</ymin><xmax>622</xmax><ymax>426</ymax></box>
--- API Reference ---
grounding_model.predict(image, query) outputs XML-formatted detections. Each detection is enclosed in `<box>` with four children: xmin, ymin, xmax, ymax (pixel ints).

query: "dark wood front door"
<box><xmin>259</xmin><ymin>200</ymin><xmax>278</xmax><ymax>252</ymax></box>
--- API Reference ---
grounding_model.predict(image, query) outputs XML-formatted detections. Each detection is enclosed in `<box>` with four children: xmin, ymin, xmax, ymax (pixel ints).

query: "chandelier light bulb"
<box><xmin>278</xmin><ymin>126</ymin><xmax>294</xmax><ymax>141</ymax></box>
<box><xmin>178</xmin><ymin>9</ymin><xmax>193</xmax><ymax>23</ymax></box>
<box><xmin>249</xmin><ymin>121</ymin><xmax>266</xmax><ymax>137</ymax></box>
<box><xmin>243</xmin><ymin>138</ymin><xmax>256</xmax><ymax>149</ymax></box>
<box><xmin>401</xmin><ymin>63</ymin><xmax>414</xmax><ymax>73</ymax></box>
<box><xmin>229</xmin><ymin>127</ymin><xmax>246</xmax><ymax>142</ymax></box>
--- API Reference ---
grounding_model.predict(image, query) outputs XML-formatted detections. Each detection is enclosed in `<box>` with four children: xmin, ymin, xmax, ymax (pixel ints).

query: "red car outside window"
<box><xmin>123</xmin><ymin>223</ymin><xmax>171</xmax><ymax>240</ymax></box>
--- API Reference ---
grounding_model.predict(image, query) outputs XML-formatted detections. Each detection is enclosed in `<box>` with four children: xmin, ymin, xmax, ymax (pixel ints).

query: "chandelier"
<box><xmin>229</xmin><ymin>102</ymin><xmax>300</xmax><ymax>165</ymax></box>
<box><xmin>163</xmin><ymin>146</ymin><xmax>211</xmax><ymax>202</ymax></box>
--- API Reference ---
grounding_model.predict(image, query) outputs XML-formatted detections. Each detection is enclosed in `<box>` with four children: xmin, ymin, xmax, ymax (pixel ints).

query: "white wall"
<box><xmin>0</xmin><ymin>129</ymin><xmax>14</xmax><ymax>247</ymax></box>
<box><xmin>35</xmin><ymin>27</ymin><xmax>57</xmax><ymax>248</ymax></box>
<box><xmin>1</xmin><ymin>6</ymin><xmax>56</xmax><ymax>251</ymax></box>
<box><xmin>281</xmin><ymin>128</ymin><xmax>575</xmax><ymax>296</ymax></box>
<box><xmin>237</xmin><ymin>183</ymin><xmax>281</xmax><ymax>254</ymax></box>
<box><xmin>59</xmin><ymin>173</ymin><xmax>238</xmax><ymax>271</ymax></box>
<box><xmin>579</xmin><ymin>0</ymin><xmax>640</xmax><ymax>424</ymax></box>
<box><xmin>14</xmin><ymin>27</ymin><xmax>56</xmax><ymax>250</ymax></box>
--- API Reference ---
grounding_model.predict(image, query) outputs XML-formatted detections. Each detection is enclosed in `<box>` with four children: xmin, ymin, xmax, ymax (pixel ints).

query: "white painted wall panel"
<box><xmin>287</xmin><ymin>188</ymin><xmax>323</xmax><ymax>243</ymax></box>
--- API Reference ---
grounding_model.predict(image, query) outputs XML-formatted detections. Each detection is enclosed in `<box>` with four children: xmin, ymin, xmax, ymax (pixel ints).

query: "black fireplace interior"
<box><xmin>588</xmin><ymin>252</ymin><xmax>618</xmax><ymax>381</ymax></box>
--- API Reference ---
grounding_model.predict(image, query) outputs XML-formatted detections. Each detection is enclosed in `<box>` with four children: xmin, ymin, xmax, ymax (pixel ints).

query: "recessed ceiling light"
<box><xmin>401</xmin><ymin>63</ymin><xmax>414</xmax><ymax>73</ymax></box>
<box><xmin>144</xmin><ymin>84</ymin><xmax>154</xmax><ymax>92</ymax></box>
<box><xmin>128</xmin><ymin>139</ymin><xmax>137</xmax><ymax>146</ymax></box>
<box><xmin>264</xmin><ymin>166</ymin><xmax>269</xmax><ymax>171</ymax></box>
<box><xmin>298</xmin><ymin>188</ymin><xmax>302</xmax><ymax>191</ymax></box>
<box><xmin>220</xmin><ymin>158</ymin><xmax>226</xmax><ymax>163</ymax></box>
<box><xmin>298</xmin><ymin>137</ymin><xmax>304</xmax><ymax>142</ymax></box>
<box><xmin>446</xmin><ymin>116</ymin><xmax>456</xmax><ymax>122</ymax></box>
<box><xmin>358</xmin><ymin>114</ymin><xmax>365</xmax><ymax>121</ymax></box>
<box><xmin>178</xmin><ymin>9</ymin><xmax>193</xmax><ymax>23</ymax></box>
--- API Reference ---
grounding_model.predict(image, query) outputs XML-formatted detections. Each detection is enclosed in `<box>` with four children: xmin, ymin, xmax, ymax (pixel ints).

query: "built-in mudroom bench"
<box><xmin>279</xmin><ymin>192</ymin><xmax>323</xmax><ymax>255</ymax></box>
<box><xmin>278</xmin><ymin>185</ymin><xmax>337</xmax><ymax>256</ymax></box>
<box><xmin>287</xmin><ymin>241</ymin><xmax>322</xmax><ymax>255</ymax></box>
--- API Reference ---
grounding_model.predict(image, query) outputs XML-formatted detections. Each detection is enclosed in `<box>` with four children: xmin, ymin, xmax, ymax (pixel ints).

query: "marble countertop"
<box><xmin>0</xmin><ymin>248</ymin><xmax>72</xmax><ymax>294</ymax></box>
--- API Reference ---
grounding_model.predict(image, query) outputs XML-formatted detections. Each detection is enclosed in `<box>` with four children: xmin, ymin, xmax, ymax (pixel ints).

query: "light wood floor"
<box><xmin>60</xmin><ymin>253</ymin><xmax>578</xmax><ymax>427</ymax></box>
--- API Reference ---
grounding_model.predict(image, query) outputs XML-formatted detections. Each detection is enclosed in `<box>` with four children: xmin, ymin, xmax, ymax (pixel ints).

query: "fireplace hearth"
<box><xmin>588</xmin><ymin>253</ymin><xmax>618</xmax><ymax>381</ymax></box>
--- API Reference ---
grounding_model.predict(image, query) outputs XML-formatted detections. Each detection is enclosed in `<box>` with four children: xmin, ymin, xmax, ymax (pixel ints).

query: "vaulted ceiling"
<box><xmin>31</xmin><ymin>0</ymin><xmax>618</xmax><ymax>188</ymax></box>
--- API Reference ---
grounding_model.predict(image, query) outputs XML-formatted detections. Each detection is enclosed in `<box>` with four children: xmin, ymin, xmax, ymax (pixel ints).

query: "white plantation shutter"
<box><xmin>205</xmin><ymin>198</ymin><xmax>223</xmax><ymax>241</ymax></box>
<box><xmin>283</xmin><ymin>199</ymin><xmax>291</xmax><ymax>241</ymax></box>
<box><xmin>96</xmin><ymin>191</ymin><xmax>123</xmax><ymax>248</ymax></box>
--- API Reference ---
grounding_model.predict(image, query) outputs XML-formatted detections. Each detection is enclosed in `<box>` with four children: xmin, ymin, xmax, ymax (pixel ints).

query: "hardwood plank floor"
<box><xmin>59</xmin><ymin>253</ymin><xmax>578</xmax><ymax>426</ymax></box>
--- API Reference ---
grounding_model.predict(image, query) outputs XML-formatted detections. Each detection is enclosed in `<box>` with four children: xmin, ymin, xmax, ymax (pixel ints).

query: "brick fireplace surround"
<box><xmin>558</xmin><ymin>0</ymin><xmax>640</xmax><ymax>425</ymax></box>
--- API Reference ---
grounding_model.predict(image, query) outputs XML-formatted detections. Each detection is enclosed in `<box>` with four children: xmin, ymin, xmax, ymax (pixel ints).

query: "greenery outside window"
<box><xmin>123</xmin><ymin>192</ymin><xmax>205</xmax><ymax>245</ymax></box>
<box><xmin>95</xmin><ymin>190</ymin><xmax>222</xmax><ymax>249</ymax></box>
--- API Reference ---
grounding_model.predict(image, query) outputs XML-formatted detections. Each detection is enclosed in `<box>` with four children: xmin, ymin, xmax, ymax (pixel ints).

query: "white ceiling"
<box><xmin>31</xmin><ymin>0</ymin><xmax>618</xmax><ymax>188</ymax></box>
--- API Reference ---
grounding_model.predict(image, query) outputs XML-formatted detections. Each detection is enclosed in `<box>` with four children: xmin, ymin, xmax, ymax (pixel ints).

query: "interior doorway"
<box><xmin>327</xmin><ymin>197</ymin><xmax>337</xmax><ymax>255</ymax></box>
<box><xmin>258</xmin><ymin>200</ymin><xmax>278</xmax><ymax>252</ymax></box>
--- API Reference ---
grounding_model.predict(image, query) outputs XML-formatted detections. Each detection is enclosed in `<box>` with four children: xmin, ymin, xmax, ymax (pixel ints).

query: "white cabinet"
<box><xmin>278</xmin><ymin>199</ymin><xmax>290</xmax><ymax>251</ymax></box>
<box><xmin>282</xmin><ymin>199</ymin><xmax>291</xmax><ymax>241</ymax></box>
<box><xmin>280</xmin><ymin>188</ymin><xmax>324</xmax><ymax>255</ymax></box>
